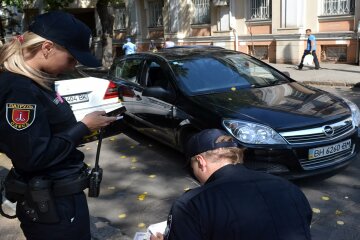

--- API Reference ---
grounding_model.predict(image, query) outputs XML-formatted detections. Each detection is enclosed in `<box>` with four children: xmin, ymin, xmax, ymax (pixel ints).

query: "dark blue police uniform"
<box><xmin>0</xmin><ymin>71</ymin><xmax>91</xmax><ymax>240</ymax></box>
<box><xmin>164</xmin><ymin>164</ymin><xmax>312</xmax><ymax>240</ymax></box>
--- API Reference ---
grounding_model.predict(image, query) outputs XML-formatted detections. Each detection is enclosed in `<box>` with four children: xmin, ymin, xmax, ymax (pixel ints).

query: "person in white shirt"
<box><xmin>164</xmin><ymin>37</ymin><xmax>175</xmax><ymax>48</ymax></box>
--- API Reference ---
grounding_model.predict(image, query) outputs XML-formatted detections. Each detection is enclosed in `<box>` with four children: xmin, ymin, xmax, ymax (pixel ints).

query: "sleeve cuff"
<box><xmin>65</xmin><ymin>122</ymin><xmax>91</xmax><ymax>145</ymax></box>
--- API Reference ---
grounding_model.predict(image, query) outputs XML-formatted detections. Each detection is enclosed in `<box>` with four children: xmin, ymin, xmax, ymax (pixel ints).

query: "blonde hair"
<box><xmin>191</xmin><ymin>135</ymin><xmax>245</xmax><ymax>164</ymax></box>
<box><xmin>0</xmin><ymin>31</ymin><xmax>52</xmax><ymax>89</ymax></box>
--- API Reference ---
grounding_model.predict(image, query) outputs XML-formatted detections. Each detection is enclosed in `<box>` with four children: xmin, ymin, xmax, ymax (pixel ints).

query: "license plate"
<box><xmin>63</xmin><ymin>93</ymin><xmax>89</xmax><ymax>104</ymax></box>
<box><xmin>308</xmin><ymin>139</ymin><xmax>351</xmax><ymax>160</ymax></box>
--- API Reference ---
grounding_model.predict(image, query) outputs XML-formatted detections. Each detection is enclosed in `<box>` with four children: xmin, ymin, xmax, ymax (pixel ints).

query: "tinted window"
<box><xmin>170</xmin><ymin>54</ymin><xmax>289</xmax><ymax>95</ymax></box>
<box><xmin>110</xmin><ymin>59</ymin><xmax>142</xmax><ymax>83</ymax></box>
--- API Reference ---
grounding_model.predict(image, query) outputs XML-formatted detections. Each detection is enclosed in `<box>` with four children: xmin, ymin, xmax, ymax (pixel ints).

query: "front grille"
<box><xmin>299</xmin><ymin>145</ymin><xmax>355</xmax><ymax>170</ymax></box>
<box><xmin>280</xmin><ymin>118</ymin><xmax>354</xmax><ymax>144</ymax></box>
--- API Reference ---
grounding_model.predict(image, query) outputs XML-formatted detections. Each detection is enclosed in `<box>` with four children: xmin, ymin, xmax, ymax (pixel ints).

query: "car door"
<box><xmin>133</xmin><ymin>58</ymin><xmax>179</xmax><ymax>145</ymax></box>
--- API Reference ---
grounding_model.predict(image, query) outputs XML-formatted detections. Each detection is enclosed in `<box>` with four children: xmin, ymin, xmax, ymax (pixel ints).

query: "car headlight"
<box><xmin>343</xmin><ymin>98</ymin><xmax>360</xmax><ymax>127</ymax></box>
<box><xmin>223</xmin><ymin>120</ymin><xmax>286</xmax><ymax>145</ymax></box>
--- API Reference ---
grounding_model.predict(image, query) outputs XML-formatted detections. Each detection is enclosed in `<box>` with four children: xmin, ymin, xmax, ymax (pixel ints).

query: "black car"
<box><xmin>107</xmin><ymin>47</ymin><xmax>360</xmax><ymax>179</ymax></box>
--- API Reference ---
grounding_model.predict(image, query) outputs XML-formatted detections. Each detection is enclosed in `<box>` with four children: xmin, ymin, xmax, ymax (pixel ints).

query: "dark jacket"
<box><xmin>0</xmin><ymin>71</ymin><xmax>90</xmax><ymax>180</ymax></box>
<box><xmin>164</xmin><ymin>164</ymin><xmax>312</xmax><ymax>240</ymax></box>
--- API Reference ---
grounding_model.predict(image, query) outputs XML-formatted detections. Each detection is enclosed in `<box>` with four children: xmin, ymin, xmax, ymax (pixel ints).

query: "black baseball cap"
<box><xmin>185</xmin><ymin>129</ymin><xmax>239</xmax><ymax>159</ymax></box>
<box><xmin>29</xmin><ymin>11</ymin><xmax>101</xmax><ymax>67</ymax></box>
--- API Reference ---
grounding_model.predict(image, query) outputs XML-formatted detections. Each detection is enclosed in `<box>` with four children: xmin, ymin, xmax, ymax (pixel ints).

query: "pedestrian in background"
<box><xmin>149</xmin><ymin>39</ymin><xmax>157</xmax><ymax>52</ymax></box>
<box><xmin>164</xmin><ymin>37</ymin><xmax>175</xmax><ymax>48</ymax></box>
<box><xmin>298</xmin><ymin>28</ymin><xmax>320</xmax><ymax>70</ymax></box>
<box><xmin>151</xmin><ymin>129</ymin><xmax>312</xmax><ymax>240</ymax></box>
<box><xmin>122</xmin><ymin>37</ymin><xmax>137</xmax><ymax>55</ymax></box>
<box><xmin>0</xmin><ymin>11</ymin><xmax>116</xmax><ymax>240</ymax></box>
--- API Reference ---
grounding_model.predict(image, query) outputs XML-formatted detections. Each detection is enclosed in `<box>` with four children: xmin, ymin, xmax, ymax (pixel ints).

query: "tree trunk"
<box><xmin>96</xmin><ymin>0</ymin><xmax>114</xmax><ymax>68</ymax></box>
<box><xmin>0</xmin><ymin>0</ymin><xmax>6</xmax><ymax>44</ymax></box>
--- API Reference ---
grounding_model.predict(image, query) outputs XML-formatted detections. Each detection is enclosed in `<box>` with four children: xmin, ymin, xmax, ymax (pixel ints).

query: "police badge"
<box><xmin>6</xmin><ymin>103</ymin><xmax>36</xmax><ymax>131</ymax></box>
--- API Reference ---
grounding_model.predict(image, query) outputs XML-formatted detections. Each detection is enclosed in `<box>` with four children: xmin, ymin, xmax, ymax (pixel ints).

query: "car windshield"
<box><xmin>169</xmin><ymin>53</ymin><xmax>290</xmax><ymax>95</ymax></box>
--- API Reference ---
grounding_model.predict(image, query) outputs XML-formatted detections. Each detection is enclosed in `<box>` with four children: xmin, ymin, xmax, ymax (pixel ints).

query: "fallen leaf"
<box><xmin>85</xmin><ymin>147</ymin><xmax>91</xmax><ymax>150</ymax></box>
<box><xmin>336</xmin><ymin>221</ymin><xmax>344</xmax><ymax>225</ymax></box>
<box><xmin>108</xmin><ymin>186</ymin><xmax>116</xmax><ymax>190</ymax></box>
<box><xmin>120</xmin><ymin>155</ymin><xmax>127</xmax><ymax>159</ymax></box>
<box><xmin>138</xmin><ymin>194</ymin><xmax>147</xmax><ymax>201</ymax></box>
<box><xmin>184</xmin><ymin>187</ymin><xmax>190</xmax><ymax>192</ymax></box>
<box><xmin>109</xmin><ymin>137</ymin><xmax>116</xmax><ymax>141</ymax></box>
<box><xmin>312</xmin><ymin>208</ymin><xmax>321</xmax><ymax>214</ymax></box>
<box><xmin>148</xmin><ymin>174</ymin><xmax>156</xmax><ymax>178</ymax></box>
<box><xmin>138</xmin><ymin>223</ymin><xmax>146</xmax><ymax>228</ymax></box>
<box><xmin>118</xmin><ymin>213</ymin><xmax>127</xmax><ymax>219</ymax></box>
<box><xmin>231</xmin><ymin>87</ymin><xmax>236</xmax><ymax>91</ymax></box>
<box><xmin>335</xmin><ymin>210</ymin><xmax>343</xmax><ymax>216</ymax></box>
<box><xmin>321</xmin><ymin>196</ymin><xmax>330</xmax><ymax>201</ymax></box>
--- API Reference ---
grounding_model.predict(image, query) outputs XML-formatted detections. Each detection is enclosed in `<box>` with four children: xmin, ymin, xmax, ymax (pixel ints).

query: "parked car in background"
<box><xmin>56</xmin><ymin>66</ymin><xmax>123</xmax><ymax>121</ymax></box>
<box><xmin>107</xmin><ymin>47</ymin><xmax>360</xmax><ymax>179</ymax></box>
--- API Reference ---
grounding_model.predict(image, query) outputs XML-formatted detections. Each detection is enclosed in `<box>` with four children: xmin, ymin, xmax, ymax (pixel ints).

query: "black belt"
<box><xmin>5</xmin><ymin>173</ymin><xmax>89</xmax><ymax>197</ymax></box>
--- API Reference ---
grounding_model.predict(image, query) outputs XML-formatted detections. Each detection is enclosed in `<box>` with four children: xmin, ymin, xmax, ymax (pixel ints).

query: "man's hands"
<box><xmin>81</xmin><ymin>111</ymin><xmax>117</xmax><ymax>131</ymax></box>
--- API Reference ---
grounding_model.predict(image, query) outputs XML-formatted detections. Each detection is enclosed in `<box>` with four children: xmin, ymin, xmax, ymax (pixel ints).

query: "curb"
<box><xmin>302</xmin><ymin>81</ymin><xmax>355</xmax><ymax>88</ymax></box>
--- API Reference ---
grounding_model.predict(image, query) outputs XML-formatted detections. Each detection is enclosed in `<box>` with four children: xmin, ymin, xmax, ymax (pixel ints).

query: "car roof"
<box><xmin>118</xmin><ymin>46</ymin><xmax>244</xmax><ymax>62</ymax></box>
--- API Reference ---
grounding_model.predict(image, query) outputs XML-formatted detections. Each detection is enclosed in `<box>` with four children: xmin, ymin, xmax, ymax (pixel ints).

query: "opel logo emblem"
<box><xmin>323</xmin><ymin>125</ymin><xmax>334</xmax><ymax>137</ymax></box>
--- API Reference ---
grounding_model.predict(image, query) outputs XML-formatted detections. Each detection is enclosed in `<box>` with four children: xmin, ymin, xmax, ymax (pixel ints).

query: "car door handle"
<box><xmin>136</xmin><ymin>95</ymin><xmax>142</xmax><ymax>101</ymax></box>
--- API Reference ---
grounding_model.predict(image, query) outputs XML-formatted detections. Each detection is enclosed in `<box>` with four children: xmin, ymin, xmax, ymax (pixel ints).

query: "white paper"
<box><xmin>133</xmin><ymin>232</ymin><xmax>149</xmax><ymax>240</ymax></box>
<box><xmin>147</xmin><ymin>220</ymin><xmax>167</xmax><ymax>235</ymax></box>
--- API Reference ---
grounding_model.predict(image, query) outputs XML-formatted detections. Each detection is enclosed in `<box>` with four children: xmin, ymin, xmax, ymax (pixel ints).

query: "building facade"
<box><xmin>2</xmin><ymin>0</ymin><xmax>359</xmax><ymax>64</ymax></box>
<box><xmin>115</xmin><ymin>0</ymin><xmax>360</xmax><ymax>64</ymax></box>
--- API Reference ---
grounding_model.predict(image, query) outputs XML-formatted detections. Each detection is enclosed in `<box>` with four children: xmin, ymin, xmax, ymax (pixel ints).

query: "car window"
<box><xmin>170</xmin><ymin>54</ymin><xmax>290</xmax><ymax>95</ymax></box>
<box><xmin>110</xmin><ymin>59</ymin><xmax>142</xmax><ymax>83</ymax></box>
<box><xmin>145</xmin><ymin>61</ymin><xmax>170</xmax><ymax>90</ymax></box>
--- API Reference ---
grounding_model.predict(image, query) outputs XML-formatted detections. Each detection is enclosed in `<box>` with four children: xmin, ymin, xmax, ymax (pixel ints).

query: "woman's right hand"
<box><xmin>81</xmin><ymin>111</ymin><xmax>117</xmax><ymax>131</ymax></box>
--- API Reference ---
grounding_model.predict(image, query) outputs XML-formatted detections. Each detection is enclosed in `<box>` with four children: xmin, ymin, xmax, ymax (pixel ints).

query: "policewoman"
<box><xmin>0</xmin><ymin>11</ymin><xmax>116</xmax><ymax>240</ymax></box>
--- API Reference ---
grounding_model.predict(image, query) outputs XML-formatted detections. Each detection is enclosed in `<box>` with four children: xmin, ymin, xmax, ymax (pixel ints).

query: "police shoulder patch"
<box><xmin>6</xmin><ymin>103</ymin><xmax>36</xmax><ymax>131</ymax></box>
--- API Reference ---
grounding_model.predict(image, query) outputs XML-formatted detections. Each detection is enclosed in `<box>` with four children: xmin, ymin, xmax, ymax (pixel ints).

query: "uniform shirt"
<box><xmin>164</xmin><ymin>164</ymin><xmax>312</xmax><ymax>240</ymax></box>
<box><xmin>306</xmin><ymin>35</ymin><xmax>316</xmax><ymax>51</ymax></box>
<box><xmin>164</xmin><ymin>41</ymin><xmax>175</xmax><ymax>48</ymax></box>
<box><xmin>0</xmin><ymin>71</ymin><xmax>90</xmax><ymax>180</ymax></box>
<box><xmin>122</xmin><ymin>42</ymin><xmax>137</xmax><ymax>55</ymax></box>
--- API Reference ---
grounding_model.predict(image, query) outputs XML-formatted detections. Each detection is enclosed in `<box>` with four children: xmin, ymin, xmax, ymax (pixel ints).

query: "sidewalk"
<box><xmin>268</xmin><ymin>63</ymin><xmax>360</xmax><ymax>87</ymax></box>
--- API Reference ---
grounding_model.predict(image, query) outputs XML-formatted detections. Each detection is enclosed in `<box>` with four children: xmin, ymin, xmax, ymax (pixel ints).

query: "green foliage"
<box><xmin>2</xmin><ymin>0</ymin><xmax>34</xmax><ymax>8</ymax></box>
<box><xmin>2</xmin><ymin>0</ymin><xmax>75</xmax><ymax>10</ymax></box>
<box><xmin>44</xmin><ymin>0</ymin><xmax>75</xmax><ymax>10</ymax></box>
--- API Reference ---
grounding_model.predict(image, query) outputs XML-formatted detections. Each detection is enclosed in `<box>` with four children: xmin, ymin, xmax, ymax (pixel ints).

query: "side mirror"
<box><xmin>282</xmin><ymin>71</ymin><xmax>290</xmax><ymax>77</ymax></box>
<box><xmin>142</xmin><ymin>87</ymin><xmax>176</xmax><ymax>103</ymax></box>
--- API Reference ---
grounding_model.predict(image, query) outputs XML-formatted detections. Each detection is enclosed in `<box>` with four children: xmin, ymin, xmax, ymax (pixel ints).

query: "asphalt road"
<box><xmin>1</xmin><ymin>85</ymin><xmax>360</xmax><ymax>240</ymax></box>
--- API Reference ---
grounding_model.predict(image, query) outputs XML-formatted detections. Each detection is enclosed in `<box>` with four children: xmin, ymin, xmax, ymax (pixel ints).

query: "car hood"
<box><xmin>188</xmin><ymin>82</ymin><xmax>351</xmax><ymax>131</ymax></box>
